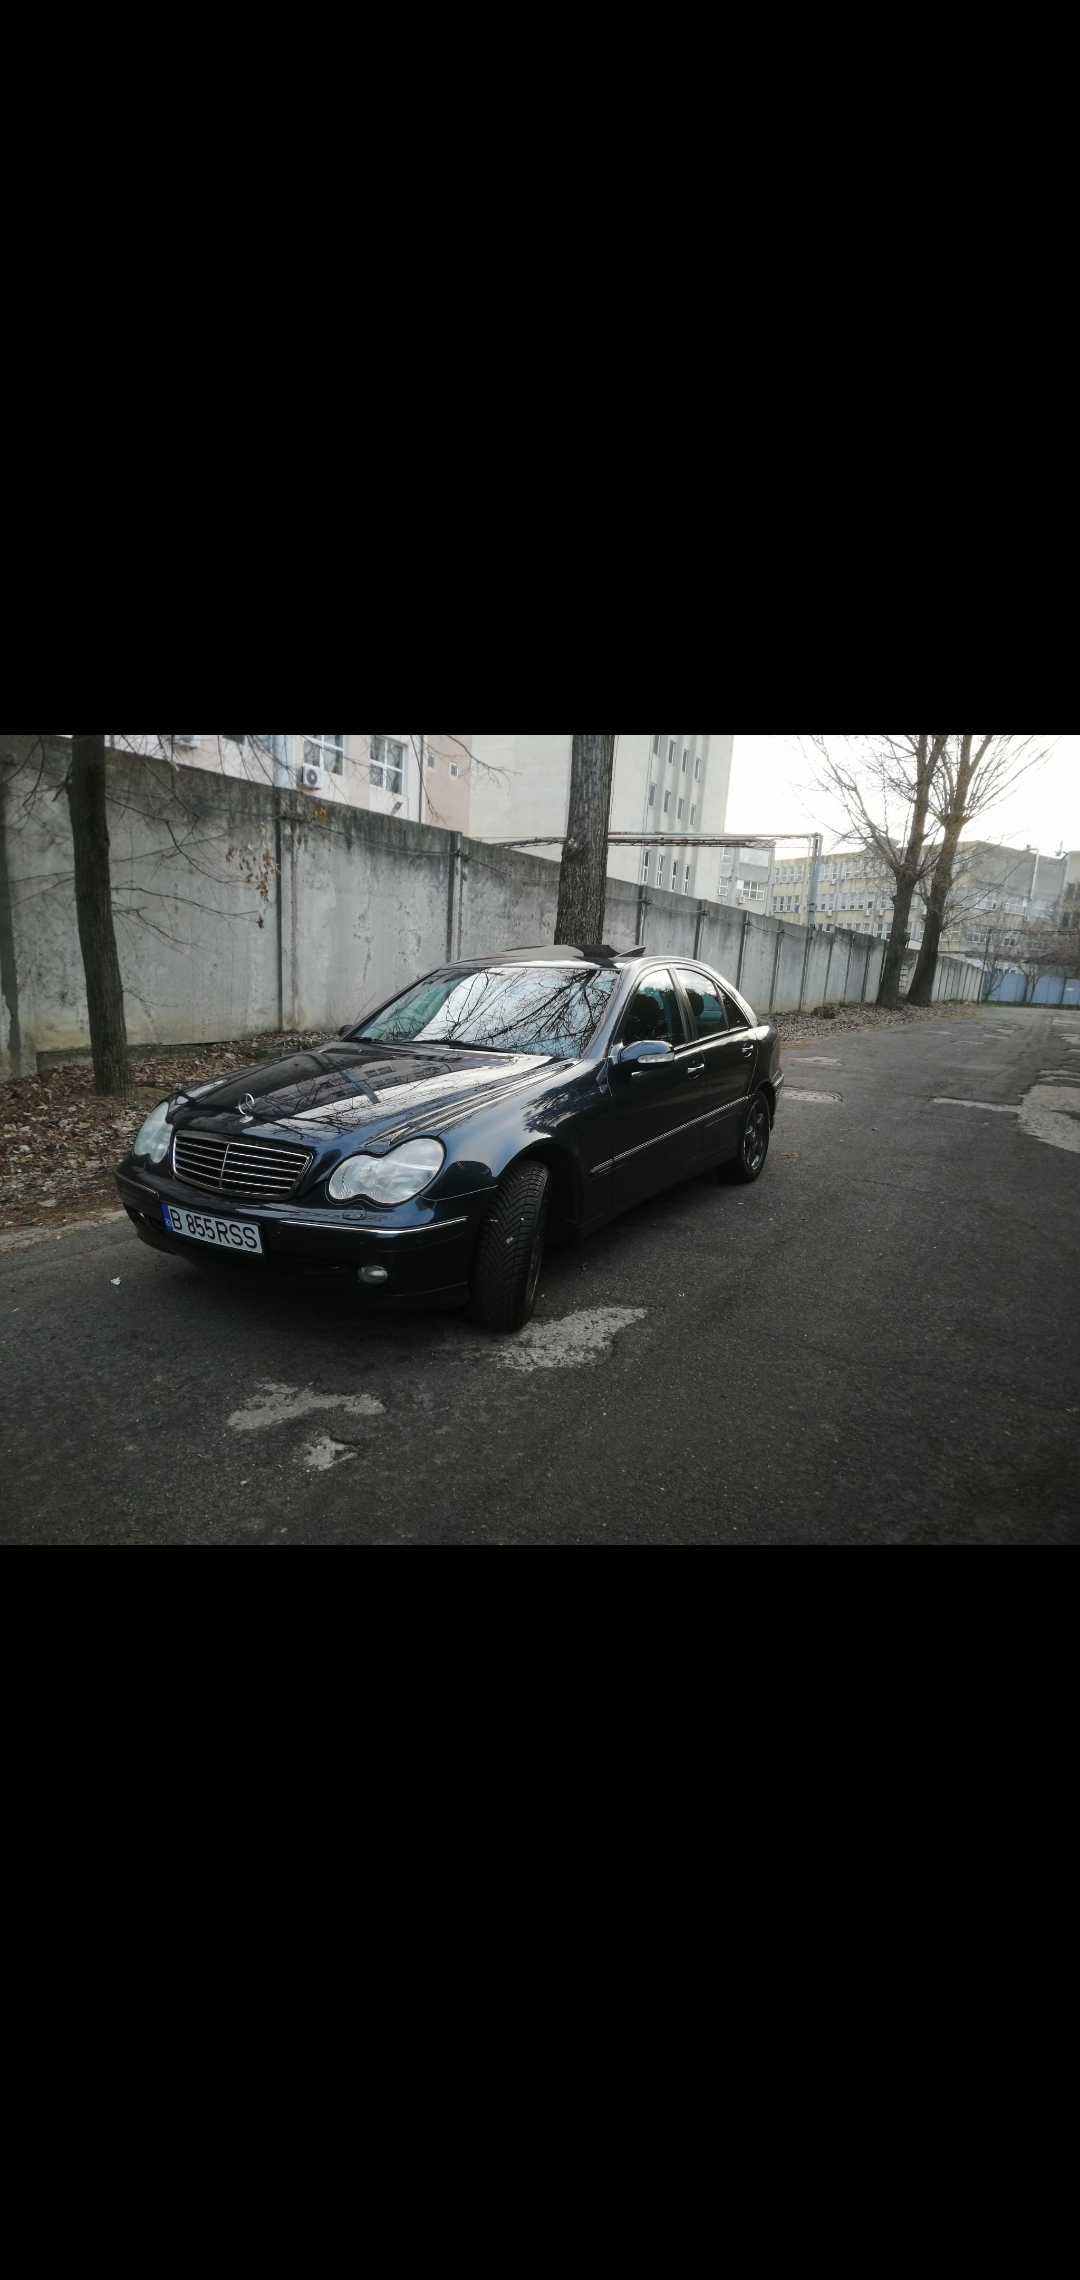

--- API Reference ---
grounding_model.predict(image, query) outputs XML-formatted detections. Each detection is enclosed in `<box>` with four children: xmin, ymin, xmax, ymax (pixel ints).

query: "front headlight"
<box><xmin>133</xmin><ymin>1099</ymin><xmax>173</xmax><ymax>1165</ymax></box>
<box><xmin>327</xmin><ymin>1139</ymin><xmax>445</xmax><ymax>1205</ymax></box>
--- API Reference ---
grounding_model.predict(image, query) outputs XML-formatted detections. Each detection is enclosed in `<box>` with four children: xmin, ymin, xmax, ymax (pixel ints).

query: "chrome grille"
<box><xmin>171</xmin><ymin>1130</ymin><xmax>313</xmax><ymax>1202</ymax></box>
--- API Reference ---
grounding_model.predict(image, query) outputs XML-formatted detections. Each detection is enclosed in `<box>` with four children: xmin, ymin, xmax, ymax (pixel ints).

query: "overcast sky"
<box><xmin>726</xmin><ymin>735</ymin><xmax>1079</xmax><ymax>856</ymax></box>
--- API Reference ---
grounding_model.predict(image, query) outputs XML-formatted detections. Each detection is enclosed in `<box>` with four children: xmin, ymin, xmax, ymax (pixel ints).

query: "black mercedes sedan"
<box><xmin>116</xmin><ymin>946</ymin><xmax>784</xmax><ymax>1331</ymax></box>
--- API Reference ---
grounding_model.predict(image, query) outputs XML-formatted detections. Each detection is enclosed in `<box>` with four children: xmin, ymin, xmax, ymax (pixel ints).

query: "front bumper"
<box><xmin>115</xmin><ymin>1163</ymin><xmax>489</xmax><ymax>1299</ymax></box>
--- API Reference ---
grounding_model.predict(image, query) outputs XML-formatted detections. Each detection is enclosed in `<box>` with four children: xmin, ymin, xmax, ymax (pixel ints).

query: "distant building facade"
<box><xmin>166</xmin><ymin>734</ymin><xmax>732</xmax><ymax>890</ymax></box>
<box><xmin>939</xmin><ymin>841</ymin><xmax>1070</xmax><ymax>958</ymax></box>
<box><xmin>467</xmin><ymin>733</ymin><xmax>734</xmax><ymax>893</ymax></box>
<box><xmin>770</xmin><ymin>846</ymin><xmax>902</xmax><ymax>941</ymax></box>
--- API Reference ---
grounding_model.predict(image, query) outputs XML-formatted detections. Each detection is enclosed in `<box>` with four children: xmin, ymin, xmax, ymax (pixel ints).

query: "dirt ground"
<box><xmin>0</xmin><ymin>1004</ymin><xmax>979</xmax><ymax>1237</ymax></box>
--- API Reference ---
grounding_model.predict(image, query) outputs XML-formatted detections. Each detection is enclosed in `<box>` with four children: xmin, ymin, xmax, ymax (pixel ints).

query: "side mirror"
<box><xmin>338</xmin><ymin>1025</ymin><xmax>355</xmax><ymax>1039</ymax></box>
<box><xmin>615</xmin><ymin>1039</ymin><xmax>674</xmax><ymax>1071</ymax></box>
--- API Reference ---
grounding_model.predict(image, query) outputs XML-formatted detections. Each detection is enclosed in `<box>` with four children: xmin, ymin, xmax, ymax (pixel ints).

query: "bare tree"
<box><xmin>805</xmin><ymin>736</ymin><xmax>949</xmax><ymax>1006</ymax></box>
<box><xmin>555</xmin><ymin>736</ymin><xmax>617</xmax><ymax>945</ymax></box>
<box><xmin>67</xmin><ymin>735</ymin><xmax>130</xmax><ymax>1094</ymax></box>
<box><xmin>908</xmin><ymin>737</ymin><xmax>1052</xmax><ymax>1004</ymax></box>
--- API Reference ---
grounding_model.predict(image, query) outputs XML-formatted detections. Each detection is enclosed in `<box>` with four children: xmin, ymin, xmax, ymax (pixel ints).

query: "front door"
<box><xmin>672</xmin><ymin>969</ymin><xmax>759</xmax><ymax>1165</ymax></box>
<box><xmin>610</xmin><ymin>969</ymin><xmax>697</xmax><ymax>1209</ymax></box>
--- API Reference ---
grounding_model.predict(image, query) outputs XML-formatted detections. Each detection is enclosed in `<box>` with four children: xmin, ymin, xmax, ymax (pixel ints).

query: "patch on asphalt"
<box><xmin>227</xmin><ymin>1381</ymin><xmax>386</xmax><ymax>1433</ymax></box>
<box><xmin>488</xmin><ymin>1306</ymin><xmax>646</xmax><ymax>1373</ymax></box>
<box><xmin>932</xmin><ymin>1083</ymin><xmax>1080</xmax><ymax>1154</ymax></box>
<box><xmin>300</xmin><ymin>1435</ymin><xmax>358</xmax><ymax>1472</ymax></box>
<box><xmin>1019</xmin><ymin>1084</ymin><xmax>1080</xmax><ymax>1156</ymax></box>
<box><xmin>788</xmin><ymin>1056</ymin><xmax>840</xmax><ymax>1067</ymax></box>
<box><xmin>785</xmin><ymin>1089</ymin><xmax>842</xmax><ymax>1104</ymax></box>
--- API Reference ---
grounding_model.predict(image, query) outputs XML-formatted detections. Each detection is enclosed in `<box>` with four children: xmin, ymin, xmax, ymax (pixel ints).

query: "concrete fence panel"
<box><xmin>3</xmin><ymin>738</ymin><xmax>951</xmax><ymax>1079</ymax></box>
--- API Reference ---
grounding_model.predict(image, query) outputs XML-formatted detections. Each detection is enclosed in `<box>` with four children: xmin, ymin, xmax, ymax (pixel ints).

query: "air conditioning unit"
<box><xmin>302</xmin><ymin>764</ymin><xmax>323</xmax><ymax>790</ymax></box>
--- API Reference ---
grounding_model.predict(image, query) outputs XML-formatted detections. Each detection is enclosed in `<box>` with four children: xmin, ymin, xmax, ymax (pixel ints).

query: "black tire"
<box><xmin>469</xmin><ymin>1161</ymin><xmax>550</xmax><ymax>1332</ymax></box>
<box><xmin>733</xmin><ymin>1091</ymin><xmax>771</xmax><ymax>1183</ymax></box>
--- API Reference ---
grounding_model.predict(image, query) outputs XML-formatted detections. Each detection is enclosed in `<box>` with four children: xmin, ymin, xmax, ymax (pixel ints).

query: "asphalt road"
<box><xmin>3</xmin><ymin>1006</ymin><xmax>1078</xmax><ymax>1545</ymax></box>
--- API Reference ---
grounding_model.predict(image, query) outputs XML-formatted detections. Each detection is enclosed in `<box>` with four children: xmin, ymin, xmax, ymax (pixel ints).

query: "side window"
<box><xmin>674</xmin><ymin>970</ymin><xmax>729</xmax><ymax>1039</ymax></box>
<box><xmin>620</xmin><ymin>972</ymin><xmax>683</xmax><ymax>1047</ymax></box>
<box><xmin>722</xmin><ymin>988</ymin><xmax>753</xmax><ymax>1031</ymax></box>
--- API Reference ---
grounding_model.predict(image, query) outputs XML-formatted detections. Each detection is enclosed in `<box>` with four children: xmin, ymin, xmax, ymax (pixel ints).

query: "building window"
<box><xmin>683</xmin><ymin>871</ymin><xmax>692</xmax><ymax>893</ymax></box>
<box><xmin>668</xmin><ymin>738</ymin><xmax>677</xmax><ymax>767</ymax></box>
<box><xmin>690</xmin><ymin>804</ymin><xmax>697</xmax><ymax>827</ymax></box>
<box><xmin>653</xmin><ymin>734</ymin><xmax>662</xmax><ymax>755</ymax></box>
<box><xmin>648</xmin><ymin>781</ymin><xmax>656</xmax><ymax>807</ymax></box>
<box><xmin>695</xmin><ymin>755</ymin><xmax>702</xmax><ymax>781</ymax></box>
<box><xmin>657</xmin><ymin>856</ymin><xmax>666</xmax><ymax>889</ymax></box>
<box><xmin>642</xmin><ymin>852</ymin><xmax>651</xmax><ymax>883</ymax></box>
<box><xmin>370</xmin><ymin>736</ymin><xmax>405</xmax><ymax>795</ymax></box>
<box><xmin>677</xmin><ymin>798</ymin><xmax>685</xmax><ymax>822</ymax></box>
<box><xmin>671</xmin><ymin>861</ymin><xmax>680</xmax><ymax>891</ymax></box>
<box><xmin>304</xmin><ymin>735</ymin><xmax>345</xmax><ymax>776</ymax></box>
<box><xmin>449</xmin><ymin>762</ymin><xmax>460</xmax><ymax>778</ymax></box>
<box><xmin>664</xmin><ymin>789</ymin><xmax>672</xmax><ymax>813</ymax></box>
<box><xmin>682</xmin><ymin>751</ymin><xmax>688</xmax><ymax>774</ymax></box>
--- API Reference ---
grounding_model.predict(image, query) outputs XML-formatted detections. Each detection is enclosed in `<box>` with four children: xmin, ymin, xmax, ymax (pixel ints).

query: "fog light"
<box><xmin>358</xmin><ymin>1265</ymin><xmax>389</xmax><ymax>1287</ymax></box>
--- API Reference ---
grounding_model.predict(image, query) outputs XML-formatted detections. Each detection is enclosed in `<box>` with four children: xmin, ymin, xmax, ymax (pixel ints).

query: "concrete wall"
<box><xmin>0</xmin><ymin>737</ymin><xmax>981</xmax><ymax>1081</ymax></box>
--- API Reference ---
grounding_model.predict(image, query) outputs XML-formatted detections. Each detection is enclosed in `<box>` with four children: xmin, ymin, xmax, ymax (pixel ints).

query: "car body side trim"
<box><xmin>612</xmin><ymin>1097</ymin><xmax>747</xmax><ymax>1167</ymax></box>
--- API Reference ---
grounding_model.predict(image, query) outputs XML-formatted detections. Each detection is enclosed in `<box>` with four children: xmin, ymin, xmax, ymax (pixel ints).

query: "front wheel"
<box><xmin>733</xmin><ymin>1092</ymin><xmax>771</xmax><ymax>1183</ymax></box>
<box><xmin>469</xmin><ymin>1161</ymin><xmax>550</xmax><ymax>1332</ymax></box>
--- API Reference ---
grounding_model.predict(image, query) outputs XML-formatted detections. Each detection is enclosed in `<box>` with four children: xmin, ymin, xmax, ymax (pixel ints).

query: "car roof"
<box><xmin>445</xmin><ymin>944</ymin><xmax>648</xmax><ymax>970</ymax></box>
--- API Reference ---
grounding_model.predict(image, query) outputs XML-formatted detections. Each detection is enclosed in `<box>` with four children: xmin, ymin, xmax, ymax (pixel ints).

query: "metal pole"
<box><xmin>796</xmin><ymin>833</ymin><xmax>823</xmax><ymax>1014</ymax></box>
<box><xmin>860</xmin><ymin>940</ymin><xmax>871</xmax><ymax>1003</ymax></box>
<box><xmin>737</xmin><ymin>908</ymin><xmax>749</xmax><ymax>989</ymax></box>
<box><xmin>694</xmin><ymin>901</ymin><xmax>706</xmax><ymax>957</ymax></box>
<box><xmin>770</xmin><ymin>927</ymin><xmax>784</xmax><ymax>1013</ymax></box>
<box><xmin>637</xmin><ymin>883</ymin><xmax>648</xmax><ymax>948</ymax></box>
<box><xmin>446</xmin><ymin>832</ymin><xmax>462</xmax><ymax>961</ymax></box>
<box><xmin>843</xmin><ymin>935</ymin><xmax>854</xmax><ymax>1003</ymax></box>
<box><xmin>824</xmin><ymin>932</ymin><xmax>835</xmax><ymax>1004</ymax></box>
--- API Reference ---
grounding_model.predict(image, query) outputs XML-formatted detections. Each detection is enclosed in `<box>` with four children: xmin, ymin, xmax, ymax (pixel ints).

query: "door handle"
<box><xmin>740</xmin><ymin>1044</ymin><xmax>754</xmax><ymax>1057</ymax></box>
<box><xmin>687</xmin><ymin>1059</ymin><xmax>705</xmax><ymax>1078</ymax></box>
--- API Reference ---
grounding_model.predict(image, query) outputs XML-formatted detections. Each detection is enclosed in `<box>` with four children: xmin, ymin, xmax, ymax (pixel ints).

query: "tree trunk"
<box><xmin>555</xmin><ymin>735</ymin><xmax>616</xmax><ymax>945</ymax></box>
<box><xmin>66</xmin><ymin>734</ymin><xmax>129</xmax><ymax>1094</ymax></box>
<box><xmin>908</xmin><ymin>813</ymin><xmax>963</xmax><ymax>1005</ymax></box>
<box><xmin>877</xmin><ymin>870</ymin><xmax>919</xmax><ymax>1008</ymax></box>
<box><xmin>877</xmin><ymin>733</ymin><xmax>936</xmax><ymax>1009</ymax></box>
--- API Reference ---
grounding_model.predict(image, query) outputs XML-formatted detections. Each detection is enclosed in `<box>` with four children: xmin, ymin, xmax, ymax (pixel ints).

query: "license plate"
<box><xmin>162</xmin><ymin>1203</ymin><xmax>263</xmax><ymax>1255</ymax></box>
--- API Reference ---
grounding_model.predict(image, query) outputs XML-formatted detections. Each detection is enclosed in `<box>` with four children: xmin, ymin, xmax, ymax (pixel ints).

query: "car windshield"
<box><xmin>356</xmin><ymin>965</ymin><xmax>619</xmax><ymax>1059</ymax></box>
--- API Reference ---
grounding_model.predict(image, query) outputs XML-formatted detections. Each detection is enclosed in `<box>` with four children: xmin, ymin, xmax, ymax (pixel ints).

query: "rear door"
<box><xmin>610</xmin><ymin>969</ymin><xmax>696</xmax><ymax>1209</ymax></box>
<box><xmin>672</xmin><ymin>968</ymin><xmax>758</xmax><ymax>1164</ymax></box>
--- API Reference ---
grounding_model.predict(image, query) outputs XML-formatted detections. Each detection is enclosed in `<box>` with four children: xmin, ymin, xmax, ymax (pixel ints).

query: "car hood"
<box><xmin>169</xmin><ymin>1039</ymin><xmax>557</xmax><ymax>1150</ymax></box>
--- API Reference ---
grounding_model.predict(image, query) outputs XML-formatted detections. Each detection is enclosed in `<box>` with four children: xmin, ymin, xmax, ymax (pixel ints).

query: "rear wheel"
<box><xmin>733</xmin><ymin>1092</ymin><xmax>771</xmax><ymax>1183</ymax></box>
<box><xmin>470</xmin><ymin>1162</ymin><xmax>550</xmax><ymax>1332</ymax></box>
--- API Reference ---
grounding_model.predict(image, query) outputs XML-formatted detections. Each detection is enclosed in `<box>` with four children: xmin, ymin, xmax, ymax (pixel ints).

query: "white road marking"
<box><xmin>300</xmin><ymin>1435</ymin><xmax>358</xmax><ymax>1472</ymax></box>
<box><xmin>933</xmin><ymin>1099</ymin><xmax>1020</xmax><ymax>1114</ymax></box>
<box><xmin>786</xmin><ymin>1089</ymin><xmax>842</xmax><ymax>1104</ymax></box>
<box><xmin>489</xmin><ymin>1307</ymin><xmax>646</xmax><ymax>1373</ymax></box>
<box><xmin>228</xmin><ymin>1381</ymin><xmax>385</xmax><ymax>1432</ymax></box>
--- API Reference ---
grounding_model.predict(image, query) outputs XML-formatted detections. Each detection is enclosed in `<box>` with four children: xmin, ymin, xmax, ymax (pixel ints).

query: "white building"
<box><xmin>162</xmin><ymin>733</ymin><xmax>734</xmax><ymax>897</ymax></box>
<box><xmin>165</xmin><ymin>734</ymin><xmax>471</xmax><ymax>832</ymax></box>
<box><xmin>467</xmin><ymin>733</ymin><xmax>733</xmax><ymax>894</ymax></box>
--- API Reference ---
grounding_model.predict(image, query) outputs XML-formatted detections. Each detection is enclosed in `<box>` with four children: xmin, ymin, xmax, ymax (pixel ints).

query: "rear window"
<box><xmin>674</xmin><ymin>970</ymin><xmax>730</xmax><ymax>1038</ymax></box>
<box><xmin>357</xmin><ymin>965</ymin><xmax>618</xmax><ymax>1059</ymax></box>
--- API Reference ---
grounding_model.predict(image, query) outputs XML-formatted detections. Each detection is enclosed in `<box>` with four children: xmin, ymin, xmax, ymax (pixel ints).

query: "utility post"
<box><xmin>797</xmin><ymin>833</ymin><xmax>823</xmax><ymax>1013</ymax></box>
